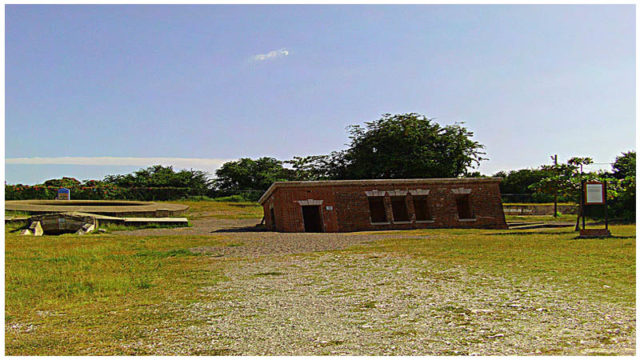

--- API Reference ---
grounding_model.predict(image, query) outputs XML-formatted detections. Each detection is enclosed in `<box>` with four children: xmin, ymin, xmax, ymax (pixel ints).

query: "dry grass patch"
<box><xmin>167</xmin><ymin>200</ymin><xmax>262</xmax><ymax>220</ymax></box>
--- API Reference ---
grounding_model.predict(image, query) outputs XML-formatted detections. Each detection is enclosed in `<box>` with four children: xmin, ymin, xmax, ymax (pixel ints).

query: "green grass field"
<box><xmin>4</xmin><ymin>201</ymin><xmax>636</xmax><ymax>355</ymax></box>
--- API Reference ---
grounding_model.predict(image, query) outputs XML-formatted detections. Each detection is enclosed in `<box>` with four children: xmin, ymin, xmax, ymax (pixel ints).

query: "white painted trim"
<box><xmin>297</xmin><ymin>199</ymin><xmax>323</xmax><ymax>206</ymax></box>
<box><xmin>409</xmin><ymin>189</ymin><xmax>430</xmax><ymax>196</ymax></box>
<box><xmin>365</xmin><ymin>190</ymin><xmax>386</xmax><ymax>197</ymax></box>
<box><xmin>416</xmin><ymin>220</ymin><xmax>435</xmax><ymax>224</ymax></box>
<box><xmin>458</xmin><ymin>218</ymin><xmax>477</xmax><ymax>222</ymax></box>
<box><xmin>451</xmin><ymin>188</ymin><xmax>472</xmax><ymax>195</ymax></box>
<box><xmin>392</xmin><ymin>221</ymin><xmax>411</xmax><ymax>224</ymax></box>
<box><xmin>371</xmin><ymin>221</ymin><xmax>391</xmax><ymax>225</ymax></box>
<box><xmin>387</xmin><ymin>190</ymin><xmax>408</xmax><ymax>196</ymax></box>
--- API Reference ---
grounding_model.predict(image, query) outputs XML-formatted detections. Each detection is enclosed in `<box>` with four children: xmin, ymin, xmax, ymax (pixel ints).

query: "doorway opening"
<box><xmin>456</xmin><ymin>195</ymin><xmax>474</xmax><ymax>220</ymax></box>
<box><xmin>302</xmin><ymin>205</ymin><xmax>323</xmax><ymax>232</ymax></box>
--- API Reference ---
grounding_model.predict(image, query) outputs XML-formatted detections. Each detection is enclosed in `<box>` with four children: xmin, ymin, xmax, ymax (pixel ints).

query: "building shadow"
<box><xmin>212</xmin><ymin>224</ymin><xmax>267</xmax><ymax>233</ymax></box>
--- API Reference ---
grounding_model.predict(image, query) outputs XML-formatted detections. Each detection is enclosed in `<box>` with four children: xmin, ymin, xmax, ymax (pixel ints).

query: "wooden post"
<box><xmin>553</xmin><ymin>155</ymin><xmax>558</xmax><ymax>217</ymax></box>
<box><xmin>575</xmin><ymin>180</ymin><xmax>582</xmax><ymax>231</ymax></box>
<box><xmin>581</xmin><ymin>180</ymin><xmax>586</xmax><ymax>230</ymax></box>
<box><xmin>604</xmin><ymin>180</ymin><xmax>609</xmax><ymax>231</ymax></box>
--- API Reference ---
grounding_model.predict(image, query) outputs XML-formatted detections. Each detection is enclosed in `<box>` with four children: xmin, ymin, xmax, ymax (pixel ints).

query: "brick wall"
<box><xmin>262</xmin><ymin>179</ymin><xmax>507</xmax><ymax>232</ymax></box>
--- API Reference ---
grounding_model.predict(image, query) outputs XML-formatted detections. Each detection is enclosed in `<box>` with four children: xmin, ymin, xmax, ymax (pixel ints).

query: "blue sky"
<box><xmin>5</xmin><ymin>5</ymin><xmax>636</xmax><ymax>184</ymax></box>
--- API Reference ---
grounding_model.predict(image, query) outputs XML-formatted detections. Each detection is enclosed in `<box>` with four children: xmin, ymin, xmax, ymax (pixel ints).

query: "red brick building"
<box><xmin>259</xmin><ymin>178</ymin><xmax>507</xmax><ymax>232</ymax></box>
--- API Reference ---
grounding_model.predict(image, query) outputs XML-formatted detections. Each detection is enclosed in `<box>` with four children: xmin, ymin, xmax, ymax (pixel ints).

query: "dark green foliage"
<box><xmin>5</xmin><ymin>184</ymin><xmax>201</xmax><ymax>201</ymax></box>
<box><xmin>43</xmin><ymin>177</ymin><xmax>81</xmax><ymax>188</ymax></box>
<box><xmin>340</xmin><ymin>113</ymin><xmax>486</xmax><ymax>179</ymax></box>
<box><xmin>527</xmin><ymin>154</ymin><xmax>636</xmax><ymax>221</ymax></box>
<box><xmin>612</xmin><ymin>151</ymin><xmax>635</xmax><ymax>179</ymax></box>
<box><xmin>495</xmin><ymin>168</ymin><xmax>556</xmax><ymax>202</ymax></box>
<box><xmin>529</xmin><ymin>157</ymin><xmax>595</xmax><ymax>203</ymax></box>
<box><xmin>6</xmin><ymin>166</ymin><xmax>215</xmax><ymax>201</ymax></box>
<box><xmin>214</xmin><ymin>157</ymin><xmax>295</xmax><ymax>194</ymax></box>
<box><xmin>284</xmin><ymin>113</ymin><xmax>487</xmax><ymax>180</ymax></box>
<box><xmin>608</xmin><ymin>152</ymin><xmax>635</xmax><ymax>220</ymax></box>
<box><xmin>103</xmin><ymin>165</ymin><xmax>212</xmax><ymax>195</ymax></box>
<box><xmin>284</xmin><ymin>152</ymin><xmax>349</xmax><ymax>181</ymax></box>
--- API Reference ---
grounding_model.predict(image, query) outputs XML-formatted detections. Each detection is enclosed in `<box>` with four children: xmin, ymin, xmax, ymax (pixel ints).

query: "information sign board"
<box><xmin>585</xmin><ymin>182</ymin><xmax>604</xmax><ymax>205</ymax></box>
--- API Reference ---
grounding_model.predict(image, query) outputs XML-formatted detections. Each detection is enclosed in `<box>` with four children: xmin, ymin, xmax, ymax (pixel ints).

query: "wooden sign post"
<box><xmin>579</xmin><ymin>180</ymin><xmax>611</xmax><ymax>238</ymax></box>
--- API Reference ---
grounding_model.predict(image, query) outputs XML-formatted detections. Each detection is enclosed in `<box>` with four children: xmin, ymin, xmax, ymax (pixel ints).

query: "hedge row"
<box><xmin>5</xmin><ymin>185</ymin><xmax>204</xmax><ymax>201</ymax></box>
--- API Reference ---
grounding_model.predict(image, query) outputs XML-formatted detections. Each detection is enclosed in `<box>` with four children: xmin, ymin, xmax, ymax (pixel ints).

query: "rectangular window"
<box><xmin>391</xmin><ymin>196</ymin><xmax>409</xmax><ymax>222</ymax></box>
<box><xmin>413</xmin><ymin>195</ymin><xmax>432</xmax><ymax>221</ymax></box>
<box><xmin>456</xmin><ymin>195</ymin><xmax>474</xmax><ymax>220</ymax></box>
<box><xmin>368</xmin><ymin>197</ymin><xmax>388</xmax><ymax>223</ymax></box>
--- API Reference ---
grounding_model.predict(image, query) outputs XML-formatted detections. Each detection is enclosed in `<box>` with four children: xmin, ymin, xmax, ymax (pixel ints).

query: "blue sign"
<box><xmin>58</xmin><ymin>188</ymin><xmax>71</xmax><ymax>200</ymax></box>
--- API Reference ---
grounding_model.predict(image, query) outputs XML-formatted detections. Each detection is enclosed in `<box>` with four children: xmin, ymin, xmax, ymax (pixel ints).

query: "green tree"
<box><xmin>609</xmin><ymin>151</ymin><xmax>636</xmax><ymax>220</ymax></box>
<box><xmin>214</xmin><ymin>157</ymin><xmax>294</xmax><ymax>195</ymax></box>
<box><xmin>326</xmin><ymin>113</ymin><xmax>486</xmax><ymax>179</ymax></box>
<box><xmin>494</xmin><ymin>168</ymin><xmax>554</xmax><ymax>202</ymax></box>
<box><xmin>42</xmin><ymin>177</ymin><xmax>81</xmax><ymax>188</ymax></box>
<box><xmin>529</xmin><ymin>157</ymin><xmax>595</xmax><ymax>203</ymax></box>
<box><xmin>284</xmin><ymin>151</ymin><xmax>350</xmax><ymax>181</ymax></box>
<box><xmin>103</xmin><ymin>165</ymin><xmax>212</xmax><ymax>194</ymax></box>
<box><xmin>612</xmin><ymin>151</ymin><xmax>636</xmax><ymax>179</ymax></box>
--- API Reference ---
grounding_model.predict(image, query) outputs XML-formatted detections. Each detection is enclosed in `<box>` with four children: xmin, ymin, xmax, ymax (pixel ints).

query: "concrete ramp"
<box><xmin>21</xmin><ymin>213</ymin><xmax>97</xmax><ymax>236</ymax></box>
<box><xmin>19</xmin><ymin>212</ymin><xmax>188</xmax><ymax>236</ymax></box>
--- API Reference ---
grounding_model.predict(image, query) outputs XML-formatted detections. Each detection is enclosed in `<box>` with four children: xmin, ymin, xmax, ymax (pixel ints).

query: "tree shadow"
<box><xmin>487</xmin><ymin>231</ymin><xmax>635</xmax><ymax>239</ymax></box>
<box><xmin>487</xmin><ymin>231</ymin><xmax>577</xmax><ymax>236</ymax></box>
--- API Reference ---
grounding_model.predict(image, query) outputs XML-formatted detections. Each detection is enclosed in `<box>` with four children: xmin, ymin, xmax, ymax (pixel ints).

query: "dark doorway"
<box><xmin>302</xmin><ymin>205</ymin><xmax>323</xmax><ymax>232</ymax></box>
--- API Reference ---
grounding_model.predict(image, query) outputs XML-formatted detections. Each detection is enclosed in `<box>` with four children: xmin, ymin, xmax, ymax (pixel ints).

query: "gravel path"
<box><xmin>123</xmin><ymin>252</ymin><xmax>635</xmax><ymax>355</ymax></box>
<box><xmin>114</xmin><ymin>217</ymin><xmax>420</xmax><ymax>258</ymax></box>
<box><xmin>113</xmin><ymin>217</ymin><xmax>635</xmax><ymax>355</ymax></box>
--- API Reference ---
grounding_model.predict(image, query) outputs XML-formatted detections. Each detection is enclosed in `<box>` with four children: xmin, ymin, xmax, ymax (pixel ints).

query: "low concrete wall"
<box><xmin>5</xmin><ymin>200</ymin><xmax>188</xmax><ymax>217</ymax></box>
<box><xmin>503</xmin><ymin>204</ymin><xmax>578</xmax><ymax>216</ymax></box>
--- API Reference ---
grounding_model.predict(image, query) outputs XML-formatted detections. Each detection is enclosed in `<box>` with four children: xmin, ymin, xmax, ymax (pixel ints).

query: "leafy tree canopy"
<box><xmin>292</xmin><ymin>113</ymin><xmax>486</xmax><ymax>180</ymax></box>
<box><xmin>494</xmin><ymin>168</ymin><xmax>552</xmax><ymax>195</ymax></box>
<box><xmin>103</xmin><ymin>165</ymin><xmax>211</xmax><ymax>191</ymax></box>
<box><xmin>42</xmin><ymin>177</ymin><xmax>81</xmax><ymax>188</ymax></box>
<box><xmin>214</xmin><ymin>157</ymin><xmax>294</xmax><ymax>193</ymax></box>
<box><xmin>612</xmin><ymin>151</ymin><xmax>636</xmax><ymax>179</ymax></box>
<box><xmin>529</xmin><ymin>157</ymin><xmax>595</xmax><ymax>203</ymax></box>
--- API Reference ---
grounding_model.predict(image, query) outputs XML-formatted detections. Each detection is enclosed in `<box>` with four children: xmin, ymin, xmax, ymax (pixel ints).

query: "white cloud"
<box><xmin>5</xmin><ymin>157</ymin><xmax>235</xmax><ymax>174</ymax></box>
<box><xmin>250</xmin><ymin>48</ymin><xmax>290</xmax><ymax>62</ymax></box>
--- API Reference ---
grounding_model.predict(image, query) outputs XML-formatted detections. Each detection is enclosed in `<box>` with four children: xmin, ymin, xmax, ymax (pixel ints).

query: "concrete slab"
<box><xmin>123</xmin><ymin>217</ymin><xmax>189</xmax><ymax>226</ymax></box>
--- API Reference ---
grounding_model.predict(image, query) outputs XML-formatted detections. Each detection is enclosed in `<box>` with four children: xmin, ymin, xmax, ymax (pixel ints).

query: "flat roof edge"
<box><xmin>258</xmin><ymin>177</ymin><xmax>503</xmax><ymax>204</ymax></box>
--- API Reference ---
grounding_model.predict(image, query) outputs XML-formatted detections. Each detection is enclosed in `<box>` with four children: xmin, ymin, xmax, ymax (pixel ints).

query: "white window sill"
<box><xmin>416</xmin><ymin>220</ymin><xmax>435</xmax><ymax>223</ymax></box>
<box><xmin>392</xmin><ymin>221</ymin><xmax>411</xmax><ymax>224</ymax></box>
<box><xmin>458</xmin><ymin>218</ymin><xmax>477</xmax><ymax>222</ymax></box>
<box><xmin>371</xmin><ymin>222</ymin><xmax>391</xmax><ymax>225</ymax></box>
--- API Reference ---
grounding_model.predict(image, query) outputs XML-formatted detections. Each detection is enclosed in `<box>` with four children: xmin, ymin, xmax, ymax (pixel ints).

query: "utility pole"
<box><xmin>551</xmin><ymin>154</ymin><xmax>558</xmax><ymax>217</ymax></box>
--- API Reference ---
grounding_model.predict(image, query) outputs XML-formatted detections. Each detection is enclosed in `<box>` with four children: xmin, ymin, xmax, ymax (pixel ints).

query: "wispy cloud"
<box><xmin>6</xmin><ymin>157</ymin><xmax>235</xmax><ymax>173</ymax></box>
<box><xmin>250</xmin><ymin>48</ymin><xmax>290</xmax><ymax>62</ymax></box>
